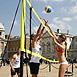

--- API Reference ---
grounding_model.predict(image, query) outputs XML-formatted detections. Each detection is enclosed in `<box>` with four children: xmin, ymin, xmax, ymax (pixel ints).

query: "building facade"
<box><xmin>7</xmin><ymin>36</ymin><xmax>20</xmax><ymax>59</ymax></box>
<box><xmin>68</xmin><ymin>36</ymin><xmax>77</xmax><ymax>60</ymax></box>
<box><xmin>1</xmin><ymin>23</ymin><xmax>76</xmax><ymax>61</ymax></box>
<box><xmin>0</xmin><ymin>23</ymin><xmax>7</xmax><ymax>59</ymax></box>
<box><xmin>6</xmin><ymin>34</ymin><xmax>30</xmax><ymax>59</ymax></box>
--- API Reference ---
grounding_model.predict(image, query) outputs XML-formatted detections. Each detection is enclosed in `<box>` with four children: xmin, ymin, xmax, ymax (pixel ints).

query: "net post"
<box><xmin>28</xmin><ymin>6</ymin><xmax>32</xmax><ymax>59</ymax></box>
<box><xmin>30</xmin><ymin>7</ymin><xmax>32</xmax><ymax>52</ymax></box>
<box><xmin>49</xmin><ymin>62</ymin><xmax>51</xmax><ymax>72</ymax></box>
<box><xmin>20</xmin><ymin>0</ymin><xmax>25</xmax><ymax>77</ymax></box>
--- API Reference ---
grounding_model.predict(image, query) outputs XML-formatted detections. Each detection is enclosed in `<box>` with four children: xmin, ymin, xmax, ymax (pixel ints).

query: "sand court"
<box><xmin>0</xmin><ymin>63</ymin><xmax>77</xmax><ymax>77</ymax></box>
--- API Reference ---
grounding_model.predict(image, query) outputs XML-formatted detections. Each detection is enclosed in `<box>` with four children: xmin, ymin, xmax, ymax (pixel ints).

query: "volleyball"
<box><xmin>45</xmin><ymin>6</ymin><xmax>52</xmax><ymax>13</ymax></box>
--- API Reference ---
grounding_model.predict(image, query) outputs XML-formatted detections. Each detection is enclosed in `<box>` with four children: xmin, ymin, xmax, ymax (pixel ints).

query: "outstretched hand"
<box><xmin>40</xmin><ymin>18</ymin><xmax>44</xmax><ymax>25</ymax></box>
<box><xmin>43</xmin><ymin>19</ymin><xmax>48</xmax><ymax>26</ymax></box>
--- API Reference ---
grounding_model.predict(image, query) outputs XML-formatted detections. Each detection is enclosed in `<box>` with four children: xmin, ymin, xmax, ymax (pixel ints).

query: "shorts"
<box><xmin>11</xmin><ymin>68</ymin><xmax>20</xmax><ymax>76</ymax></box>
<box><xmin>29</xmin><ymin>62</ymin><xmax>40</xmax><ymax>74</ymax></box>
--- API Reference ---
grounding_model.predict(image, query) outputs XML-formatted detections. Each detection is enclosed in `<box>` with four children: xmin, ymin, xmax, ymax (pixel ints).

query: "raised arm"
<box><xmin>37</xmin><ymin>22</ymin><xmax>42</xmax><ymax>35</ymax></box>
<box><xmin>38</xmin><ymin>26</ymin><xmax>45</xmax><ymax>42</ymax></box>
<box><xmin>53</xmin><ymin>38</ymin><xmax>65</xmax><ymax>50</ymax></box>
<box><xmin>33</xmin><ymin>19</ymin><xmax>44</xmax><ymax>42</ymax></box>
<box><xmin>44</xmin><ymin>19</ymin><xmax>58</xmax><ymax>40</ymax></box>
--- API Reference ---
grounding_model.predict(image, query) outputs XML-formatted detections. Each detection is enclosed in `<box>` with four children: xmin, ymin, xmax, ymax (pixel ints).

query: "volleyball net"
<box><xmin>24</xmin><ymin>0</ymin><xmax>68</xmax><ymax>63</ymax></box>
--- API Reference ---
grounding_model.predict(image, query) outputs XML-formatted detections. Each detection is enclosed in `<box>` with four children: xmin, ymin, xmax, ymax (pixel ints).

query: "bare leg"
<box><xmin>32</xmin><ymin>74</ymin><xmax>38</xmax><ymax>77</ymax></box>
<box><xmin>11</xmin><ymin>75</ymin><xmax>15</xmax><ymax>77</ymax></box>
<box><xmin>18</xmin><ymin>73</ymin><xmax>20</xmax><ymax>77</ymax></box>
<box><xmin>58</xmin><ymin>64</ymin><xmax>68</xmax><ymax>77</ymax></box>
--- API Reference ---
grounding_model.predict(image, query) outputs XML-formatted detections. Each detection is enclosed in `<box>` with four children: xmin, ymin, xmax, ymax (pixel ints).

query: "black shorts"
<box><xmin>29</xmin><ymin>62</ymin><xmax>40</xmax><ymax>74</ymax></box>
<box><xmin>11</xmin><ymin>68</ymin><xmax>20</xmax><ymax>76</ymax></box>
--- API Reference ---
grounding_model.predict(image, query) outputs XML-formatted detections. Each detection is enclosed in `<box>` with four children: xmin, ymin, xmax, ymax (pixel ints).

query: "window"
<box><xmin>75</xmin><ymin>46</ymin><xmax>77</xmax><ymax>49</ymax></box>
<box><xmin>10</xmin><ymin>48</ymin><xmax>12</xmax><ymax>51</ymax></box>
<box><xmin>75</xmin><ymin>39</ymin><xmax>77</xmax><ymax>42</ymax></box>
<box><xmin>42</xmin><ymin>42</ymin><xmax>45</xmax><ymax>53</ymax></box>
<box><xmin>16</xmin><ymin>47</ymin><xmax>18</xmax><ymax>51</ymax></box>
<box><xmin>0</xmin><ymin>32</ymin><xmax>1</xmax><ymax>35</ymax></box>
<box><xmin>69</xmin><ymin>38</ymin><xmax>71</xmax><ymax>42</ymax></box>
<box><xmin>1</xmin><ymin>42</ymin><xmax>4</xmax><ymax>48</ymax></box>
<box><xmin>13</xmin><ymin>47</ymin><xmax>15</xmax><ymax>51</ymax></box>
<box><xmin>47</xmin><ymin>42</ymin><xmax>51</xmax><ymax>53</ymax></box>
<box><xmin>54</xmin><ymin>45</ymin><xmax>56</xmax><ymax>53</ymax></box>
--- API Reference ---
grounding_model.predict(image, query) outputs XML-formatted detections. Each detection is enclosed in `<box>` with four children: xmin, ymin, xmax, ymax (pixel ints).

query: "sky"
<box><xmin>0</xmin><ymin>0</ymin><xmax>77</xmax><ymax>37</ymax></box>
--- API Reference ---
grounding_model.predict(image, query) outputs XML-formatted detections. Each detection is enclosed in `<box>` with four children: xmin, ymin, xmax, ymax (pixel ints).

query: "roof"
<box><xmin>0</xmin><ymin>37</ymin><xmax>7</xmax><ymax>41</ymax></box>
<box><xmin>0</xmin><ymin>23</ymin><xmax>5</xmax><ymax>30</ymax></box>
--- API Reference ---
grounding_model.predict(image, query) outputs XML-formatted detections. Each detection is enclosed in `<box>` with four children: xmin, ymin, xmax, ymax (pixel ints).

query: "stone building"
<box><xmin>0</xmin><ymin>23</ymin><xmax>7</xmax><ymax>59</ymax></box>
<box><xmin>6</xmin><ymin>34</ymin><xmax>30</xmax><ymax>59</ymax></box>
<box><xmin>68</xmin><ymin>36</ymin><xmax>77</xmax><ymax>59</ymax></box>
<box><xmin>0</xmin><ymin>20</ymin><xmax>76</xmax><ymax>62</ymax></box>
<box><xmin>6</xmin><ymin>36</ymin><xmax>20</xmax><ymax>59</ymax></box>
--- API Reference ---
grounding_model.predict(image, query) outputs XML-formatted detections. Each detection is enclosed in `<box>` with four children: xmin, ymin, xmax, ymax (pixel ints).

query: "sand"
<box><xmin>0</xmin><ymin>63</ymin><xmax>77</xmax><ymax>77</ymax></box>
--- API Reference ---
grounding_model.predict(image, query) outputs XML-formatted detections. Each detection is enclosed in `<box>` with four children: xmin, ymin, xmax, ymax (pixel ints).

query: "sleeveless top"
<box><xmin>30</xmin><ymin>42</ymin><xmax>42</xmax><ymax>63</ymax></box>
<box><xmin>12</xmin><ymin>54</ymin><xmax>20</xmax><ymax>68</ymax></box>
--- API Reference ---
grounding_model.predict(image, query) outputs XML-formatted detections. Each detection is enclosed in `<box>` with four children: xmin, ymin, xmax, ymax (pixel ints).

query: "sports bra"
<box><xmin>56</xmin><ymin>46</ymin><xmax>65</xmax><ymax>53</ymax></box>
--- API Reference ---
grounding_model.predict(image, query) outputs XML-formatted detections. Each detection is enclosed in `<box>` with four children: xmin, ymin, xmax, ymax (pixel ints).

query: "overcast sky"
<box><xmin>0</xmin><ymin>0</ymin><xmax>77</xmax><ymax>37</ymax></box>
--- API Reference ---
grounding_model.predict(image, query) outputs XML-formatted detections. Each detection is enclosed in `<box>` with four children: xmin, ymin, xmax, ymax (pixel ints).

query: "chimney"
<box><xmin>67</xmin><ymin>30</ymin><xmax>69</xmax><ymax>35</ymax></box>
<box><xmin>57</xmin><ymin>29</ymin><xmax>61</xmax><ymax>33</ymax></box>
